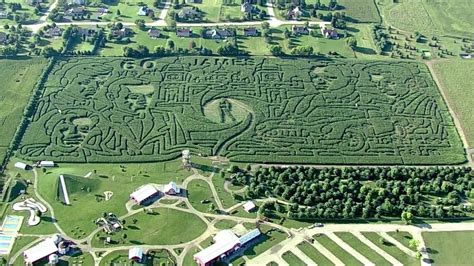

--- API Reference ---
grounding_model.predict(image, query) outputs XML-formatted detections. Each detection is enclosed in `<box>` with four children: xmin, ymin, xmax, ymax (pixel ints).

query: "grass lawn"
<box><xmin>187</xmin><ymin>179</ymin><xmax>219</xmax><ymax>213</ymax></box>
<box><xmin>338</xmin><ymin>0</ymin><xmax>381</xmax><ymax>23</ymax></box>
<box><xmin>282</xmin><ymin>251</ymin><xmax>307</xmax><ymax>266</ymax></box>
<box><xmin>362</xmin><ymin>232</ymin><xmax>418</xmax><ymax>266</ymax></box>
<box><xmin>243</xmin><ymin>225</ymin><xmax>287</xmax><ymax>259</ymax></box>
<box><xmin>349</xmin><ymin>23</ymin><xmax>379</xmax><ymax>59</ymax></box>
<box><xmin>212</xmin><ymin>175</ymin><xmax>241</xmax><ymax>209</ymax></box>
<box><xmin>0</xmin><ymin>58</ymin><xmax>46</xmax><ymax>162</ymax></box>
<box><xmin>33</xmin><ymin>159</ymin><xmax>192</xmax><ymax>234</ymax></box>
<box><xmin>433</xmin><ymin>60</ymin><xmax>474</xmax><ymax>148</ymax></box>
<box><xmin>183</xmin><ymin>246</ymin><xmax>201</xmax><ymax>266</ymax></box>
<box><xmin>335</xmin><ymin>232</ymin><xmax>391</xmax><ymax>266</ymax></box>
<box><xmin>313</xmin><ymin>234</ymin><xmax>363</xmax><ymax>266</ymax></box>
<box><xmin>297</xmin><ymin>241</ymin><xmax>334</xmax><ymax>266</ymax></box>
<box><xmin>387</xmin><ymin>231</ymin><xmax>416</xmax><ymax>251</ymax></box>
<box><xmin>186</xmin><ymin>0</ymin><xmax>222</xmax><ymax>22</ymax></box>
<box><xmin>100</xmin><ymin>0</ymin><xmax>159</xmax><ymax>23</ymax></box>
<box><xmin>423</xmin><ymin>231</ymin><xmax>474</xmax><ymax>266</ymax></box>
<box><xmin>213</xmin><ymin>219</ymin><xmax>237</xmax><ymax>230</ymax></box>
<box><xmin>92</xmin><ymin>208</ymin><xmax>207</xmax><ymax>247</ymax></box>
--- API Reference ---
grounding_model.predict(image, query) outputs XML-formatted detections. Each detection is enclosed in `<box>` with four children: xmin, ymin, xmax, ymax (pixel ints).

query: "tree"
<box><xmin>116</xmin><ymin>9</ymin><xmax>121</xmax><ymax>16</ymax></box>
<box><xmin>269</xmin><ymin>45</ymin><xmax>283</xmax><ymax>56</ymax></box>
<box><xmin>401</xmin><ymin>211</ymin><xmax>413</xmax><ymax>224</ymax></box>
<box><xmin>409</xmin><ymin>239</ymin><xmax>419</xmax><ymax>250</ymax></box>
<box><xmin>135</xmin><ymin>19</ymin><xmax>146</xmax><ymax>31</ymax></box>
<box><xmin>166</xmin><ymin>39</ymin><xmax>175</xmax><ymax>50</ymax></box>
<box><xmin>208</xmin><ymin>203</ymin><xmax>216</xmax><ymax>213</ymax></box>
<box><xmin>346</xmin><ymin>37</ymin><xmax>357</xmax><ymax>49</ymax></box>
<box><xmin>261</xmin><ymin>21</ymin><xmax>270</xmax><ymax>30</ymax></box>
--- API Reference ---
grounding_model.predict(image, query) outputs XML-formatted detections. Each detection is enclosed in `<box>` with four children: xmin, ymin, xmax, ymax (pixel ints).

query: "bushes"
<box><xmin>17</xmin><ymin>57</ymin><xmax>465</xmax><ymax>165</ymax></box>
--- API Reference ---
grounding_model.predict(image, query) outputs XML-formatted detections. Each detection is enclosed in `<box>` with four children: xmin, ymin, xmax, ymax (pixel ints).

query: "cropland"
<box><xmin>17</xmin><ymin>57</ymin><xmax>465</xmax><ymax>165</ymax></box>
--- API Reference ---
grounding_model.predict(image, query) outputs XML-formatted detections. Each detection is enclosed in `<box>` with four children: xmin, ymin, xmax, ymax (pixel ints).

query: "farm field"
<box><xmin>432</xmin><ymin>60</ymin><xmax>474</xmax><ymax>148</ymax></box>
<box><xmin>0</xmin><ymin>58</ymin><xmax>47</xmax><ymax>165</ymax></box>
<box><xmin>335</xmin><ymin>232</ymin><xmax>391</xmax><ymax>265</ymax></box>
<box><xmin>338</xmin><ymin>0</ymin><xmax>381</xmax><ymax>23</ymax></box>
<box><xmin>17</xmin><ymin>57</ymin><xmax>465</xmax><ymax>165</ymax></box>
<box><xmin>297</xmin><ymin>241</ymin><xmax>334</xmax><ymax>266</ymax></box>
<box><xmin>422</xmin><ymin>231</ymin><xmax>474</xmax><ymax>266</ymax></box>
<box><xmin>377</xmin><ymin>0</ymin><xmax>473</xmax><ymax>37</ymax></box>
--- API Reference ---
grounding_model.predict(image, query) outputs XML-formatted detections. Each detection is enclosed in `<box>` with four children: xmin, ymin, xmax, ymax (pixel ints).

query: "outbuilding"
<box><xmin>39</xmin><ymin>161</ymin><xmax>55</xmax><ymax>167</ymax></box>
<box><xmin>23</xmin><ymin>238</ymin><xmax>58</xmax><ymax>264</ymax></box>
<box><xmin>14</xmin><ymin>162</ymin><xmax>28</xmax><ymax>170</ymax></box>
<box><xmin>128</xmin><ymin>247</ymin><xmax>144</xmax><ymax>262</ymax></box>
<box><xmin>130</xmin><ymin>184</ymin><xmax>159</xmax><ymax>205</ymax></box>
<box><xmin>243</xmin><ymin>201</ymin><xmax>256</xmax><ymax>212</ymax></box>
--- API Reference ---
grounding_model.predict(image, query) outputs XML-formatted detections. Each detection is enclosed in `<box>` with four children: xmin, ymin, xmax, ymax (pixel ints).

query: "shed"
<box><xmin>243</xmin><ymin>201</ymin><xmax>256</xmax><ymax>212</ymax></box>
<box><xmin>130</xmin><ymin>184</ymin><xmax>159</xmax><ymax>204</ymax></box>
<box><xmin>39</xmin><ymin>161</ymin><xmax>55</xmax><ymax>167</ymax></box>
<box><xmin>128</xmin><ymin>247</ymin><xmax>143</xmax><ymax>262</ymax></box>
<box><xmin>14</xmin><ymin>162</ymin><xmax>28</xmax><ymax>170</ymax></box>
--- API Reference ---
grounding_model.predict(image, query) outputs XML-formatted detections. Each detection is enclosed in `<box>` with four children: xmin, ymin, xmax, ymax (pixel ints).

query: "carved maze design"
<box><xmin>18</xmin><ymin>57</ymin><xmax>465</xmax><ymax>164</ymax></box>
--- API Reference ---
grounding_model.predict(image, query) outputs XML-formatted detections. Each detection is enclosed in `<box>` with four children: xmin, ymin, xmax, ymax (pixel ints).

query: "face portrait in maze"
<box><xmin>19</xmin><ymin>57</ymin><xmax>465</xmax><ymax>164</ymax></box>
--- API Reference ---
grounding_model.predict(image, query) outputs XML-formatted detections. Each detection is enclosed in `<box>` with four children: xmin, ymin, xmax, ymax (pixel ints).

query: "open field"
<box><xmin>187</xmin><ymin>179</ymin><xmax>219</xmax><ymax>213</ymax></box>
<box><xmin>377</xmin><ymin>0</ymin><xmax>473</xmax><ymax>37</ymax></box>
<box><xmin>32</xmin><ymin>159</ymin><xmax>192</xmax><ymax>233</ymax></box>
<box><xmin>92</xmin><ymin>208</ymin><xmax>207</xmax><ymax>247</ymax></box>
<box><xmin>338</xmin><ymin>0</ymin><xmax>381</xmax><ymax>23</ymax></box>
<box><xmin>432</xmin><ymin>60</ymin><xmax>474</xmax><ymax>148</ymax></box>
<box><xmin>423</xmin><ymin>231</ymin><xmax>474</xmax><ymax>266</ymax></box>
<box><xmin>17</xmin><ymin>57</ymin><xmax>465</xmax><ymax>165</ymax></box>
<box><xmin>0</xmin><ymin>58</ymin><xmax>46</xmax><ymax>164</ymax></box>
<box><xmin>243</xmin><ymin>225</ymin><xmax>288</xmax><ymax>259</ymax></box>
<box><xmin>387</xmin><ymin>231</ymin><xmax>416</xmax><ymax>251</ymax></box>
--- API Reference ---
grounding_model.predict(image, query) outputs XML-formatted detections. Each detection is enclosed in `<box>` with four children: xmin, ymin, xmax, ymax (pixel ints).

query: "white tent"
<box><xmin>130</xmin><ymin>184</ymin><xmax>159</xmax><ymax>204</ymax></box>
<box><xmin>128</xmin><ymin>247</ymin><xmax>143</xmax><ymax>261</ymax></box>
<box><xmin>24</xmin><ymin>238</ymin><xmax>58</xmax><ymax>264</ymax></box>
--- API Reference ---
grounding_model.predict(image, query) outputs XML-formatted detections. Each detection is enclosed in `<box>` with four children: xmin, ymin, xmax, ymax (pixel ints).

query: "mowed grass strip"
<box><xmin>297</xmin><ymin>241</ymin><xmax>335</xmax><ymax>266</ymax></box>
<box><xmin>433</xmin><ymin>60</ymin><xmax>474</xmax><ymax>147</ymax></box>
<box><xmin>335</xmin><ymin>232</ymin><xmax>391</xmax><ymax>266</ymax></box>
<box><xmin>363</xmin><ymin>232</ymin><xmax>418</xmax><ymax>266</ymax></box>
<box><xmin>187</xmin><ymin>179</ymin><xmax>219</xmax><ymax>213</ymax></box>
<box><xmin>338</xmin><ymin>0</ymin><xmax>381</xmax><ymax>23</ymax></box>
<box><xmin>282</xmin><ymin>251</ymin><xmax>307</xmax><ymax>266</ymax></box>
<box><xmin>313</xmin><ymin>234</ymin><xmax>363</xmax><ymax>266</ymax></box>
<box><xmin>387</xmin><ymin>231</ymin><xmax>416</xmax><ymax>251</ymax></box>
<box><xmin>422</xmin><ymin>231</ymin><xmax>474</xmax><ymax>266</ymax></box>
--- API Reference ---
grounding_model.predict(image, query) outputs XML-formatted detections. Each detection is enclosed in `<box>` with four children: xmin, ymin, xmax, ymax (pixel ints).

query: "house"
<box><xmin>130</xmin><ymin>184</ymin><xmax>159</xmax><ymax>205</ymax></box>
<box><xmin>243</xmin><ymin>27</ymin><xmax>258</xmax><ymax>37</ymax></box>
<box><xmin>129</xmin><ymin>247</ymin><xmax>144</xmax><ymax>262</ymax></box>
<box><xmin>0</xmin><ymin>11</ymin><xmax>9</xmax><ymax>19</ymax></box>
<box><xmin>97</xmin><ymin>7</ymin><xmax>108</xmax><ymax>16</ymax></box>
<box><xmin>176</xmin><ymin>28</ymin><xmax>192</xmax><ymax>37</ymax></box>
<box><xmin>27</xmin><ymin>0</ymin><xmax>41</xmax><ymax>6</ymax></box>
<box><xmin>23</xmin><ymin>235</ymin><xmax>66</xmax><ymax>264</ymax></box>
<box><xmin>148</xmin><ymin>28</ymin><xmax>161</xmax><ymax>39</ymax></box>
<box><xmin>287</xmin><ymin>6</ymin><xmax>302</xmax><ymax>20</ymax></box>
<box><xmin>112</xmin><ymin>27</ymin><xmax>133</xmax><ymax>39</ymax></box>
<box><xmin>178</xmin><ymin>7</ymin><xmax>200</xmax><ymax>20</ymax></box>
<box><xmin>292</xmin><ymin>25</ymin><xmax>309</xmax><ymax>35</ymax></box>
<box><xmin>137</xmin><ymin>6</ymin><xmax>150</xmax><ymax>16</ymax></box>
<box><xmin>194</xmin><ymin>229</ymin><xmax>261</xmax><ymax>266</ymax></box>
<box><xmin>14</xmin><ymin>162</ymin><xmax>28</xmax><ymax>170</ymax></box>
<box><xmin>206</xmin><ymin>28</ymin><xmax>234</xmax><ymax>39</ymax></box>
<box><xmin>163</xmin><ymin>181</ymin><xmax>180</xmax><ymax>195</ymax></box>
<box><xmin>321</xmin><ymin>27</ymin><xmax>339</xmax><ymax>39</ymax></box>
<box><xmin>67</xmin><ymin>0</ymin><xmax>85</xmax><ymax>5</ymax></box>
<box><xmin>186</xmin><ymin>0</ymin><xmax>201</xmax><ymax>3</ymax></box>
<box><xmin>243</xmin><ymin>201</ymin><xmax>256</xmax><ymax>212</ymax></box>
<box><xmin>241</xmin><ymin>2</ymin><xmax>253</xmax><ymax>14</ymax></box>
<box><xmin>77</xmin><ymin>27</ymin><xmax>96</xmax><ymax>37</ymax></box>
<box><xmin>39</xmin><ymin>160</ymin><xmax>55</xmax><ymax>167</ymax></box>
<box><xmin>65</xmin><ymin>6</ymin><xmax>86</xmax><ymax>16</ymax></box>
<box><xmin>44</xmin><ymin>27</ymin><xmax>62</xmax><ymax>38</ymax></box>
<box><xmin>0</xmin><ymin>32</ymin><xmax>7</xmax><ymax>44</ymax></box>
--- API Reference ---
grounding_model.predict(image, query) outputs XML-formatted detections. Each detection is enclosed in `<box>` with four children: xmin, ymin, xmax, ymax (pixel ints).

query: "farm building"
<box><xmin>39</xmin><ymin>161</ymin><xmax>55</xmax><ymax>167</ymax></box>
<box><xmin>163</xmin><ymin>181</ymin><xmax>180</xmax><ymax>195</ymax></box>
<box><xmin>130</xmin><ymin>184</ymin><xmax>159</xmax><ymax>204</ymax></box>
<box><xmin>14</xmin><ymin>162</ymin><xmax>28</xmax><ymax>170</ymax></box>
<box><xmin>194</xmin><ymin>229</ymin><xmax>261</xmax><ymax>266</ymax></box>
<box><xmin>23</xmin><ymin>235</ymin><xmax>67</xmax><ymax>264</ymax></box>
<box><xmin>129</xmin><ymin>247</ymin><xmax>144</xmax><ymax>262</ymax></box>
<box><xmin>243</xmin><ymin>201</ymin><xmax>256</xmax><ymax>212</ymax></box>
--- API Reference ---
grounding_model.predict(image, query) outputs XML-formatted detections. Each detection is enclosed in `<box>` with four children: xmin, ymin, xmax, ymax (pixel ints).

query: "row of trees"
<box><xmin>230</xmin><ymin>166</ymin><xmax>473</xmax><ymax>220</ymax></box>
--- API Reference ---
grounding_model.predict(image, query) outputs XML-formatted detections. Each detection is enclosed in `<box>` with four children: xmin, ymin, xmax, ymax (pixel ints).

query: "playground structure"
<box><xmin>59</xmin><ymin>175</ymin><xmax>71</xmax><ymax>205</ymax></box>
<box><xmin>96</xmin><ymin>213</ymin><xmax>123</xmax><ymax>234</ymax></box>
<box><xmin>12</xmin><ymin>198</ymin><xmax>47</xmax><ymax>226</ymax></box>
<box><xmin>103</xmin><ymin>191</ymin><xmax>113</xmax><ymax>201</ymax></box>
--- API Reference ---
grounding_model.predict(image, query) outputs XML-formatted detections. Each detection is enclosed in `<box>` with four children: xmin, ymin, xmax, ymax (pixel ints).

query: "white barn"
<box><xmin>163</xmin><ymin>181</ymin><xmax>180</xmax><ymax>195</ymax></box>
<box><xmin>130</xmin><ymin>184</ymin><xmax>159</xmax><ymax>204</ymax></box>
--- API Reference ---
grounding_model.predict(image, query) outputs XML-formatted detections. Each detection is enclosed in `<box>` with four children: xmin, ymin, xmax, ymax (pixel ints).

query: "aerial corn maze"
<box><xmin>18</xmin><ymin>57</ymin><xmax>465</xmax><ymax>164</ymax></box>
